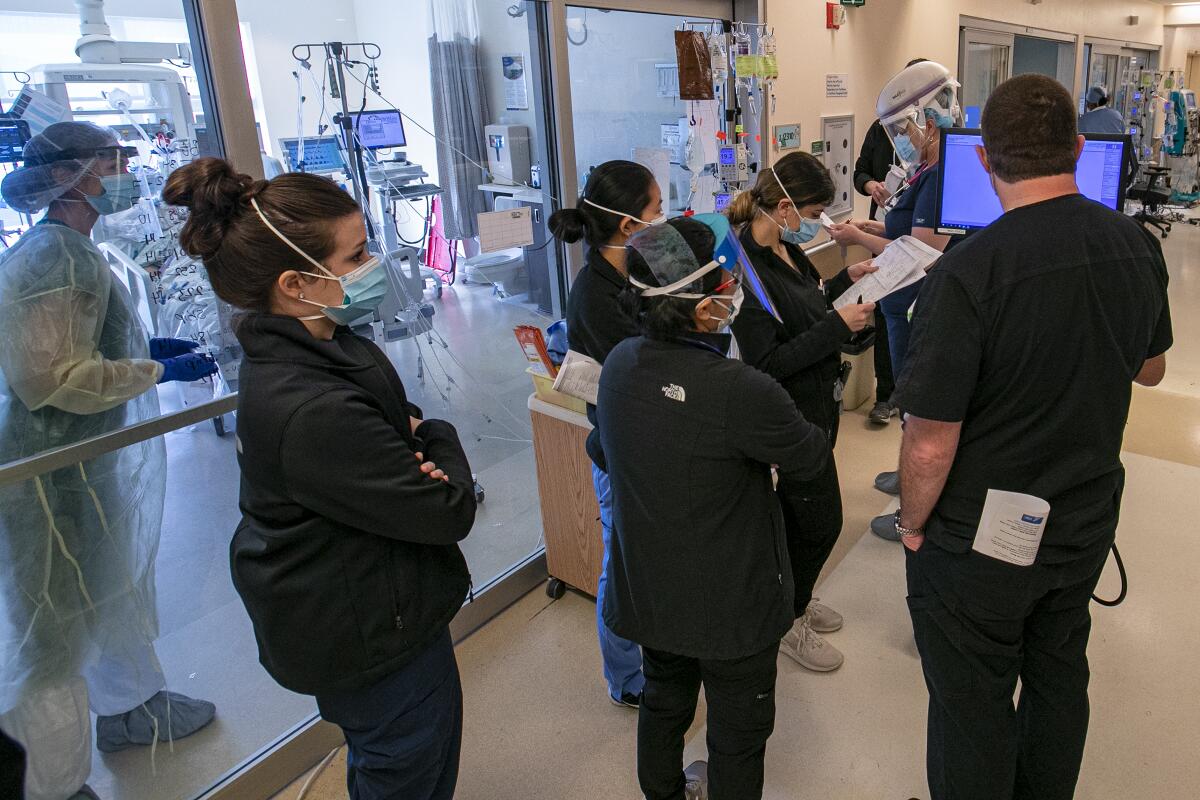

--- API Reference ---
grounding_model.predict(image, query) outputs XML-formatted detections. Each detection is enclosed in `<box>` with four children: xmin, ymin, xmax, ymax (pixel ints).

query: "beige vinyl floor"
<box><xmin>275</xmin><ymin>397</ymin><xmax>1200</xmax><ymax>800</ymax></box>
<box><xmin>276</xmin><ymin>218</ymin><xmax>1200</xmax><ymax>800</ymax></box>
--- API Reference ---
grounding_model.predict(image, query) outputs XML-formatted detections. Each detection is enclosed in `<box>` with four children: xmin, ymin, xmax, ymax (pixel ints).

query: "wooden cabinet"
<box><xmin>529</xmin><ymin>395</ymin><xmax>603</xmax><ymax>598</ymax></box>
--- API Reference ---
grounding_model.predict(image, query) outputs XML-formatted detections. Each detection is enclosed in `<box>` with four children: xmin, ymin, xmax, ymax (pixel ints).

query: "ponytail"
<box><xmin>724</xmin><ymin>188</ymin><xmax>761</xmax><ymax>228</ymax></box>
<box><xmin>548</xmin><ymin>159</ymin><xmax>655</xmax><ymax>248</ymax></box>
<box><xmin>725</xmin><ymin>153</ymin><xmax>835</xmax><ymax>230</ymax></box>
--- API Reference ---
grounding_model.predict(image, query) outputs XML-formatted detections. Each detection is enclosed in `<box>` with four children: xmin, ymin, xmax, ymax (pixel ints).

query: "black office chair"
<box><xmin>1128</xmin><ymin>163</ymin><xmax>1173</xmax><ymax>239</ymax></box>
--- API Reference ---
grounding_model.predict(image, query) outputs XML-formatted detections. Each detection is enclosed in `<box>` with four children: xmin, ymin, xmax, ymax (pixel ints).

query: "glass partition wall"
<box><xmin>0</xmin><ymin>0</ymin><xmax>738</xmax><ymax>797</ymax></box>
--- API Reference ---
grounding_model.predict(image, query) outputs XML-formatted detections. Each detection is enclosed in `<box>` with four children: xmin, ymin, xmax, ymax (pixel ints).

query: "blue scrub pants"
<box><xmin>592</xmin><ymin>464</ymin><xmax>645</xmax><ymax>701</ymax></box>
<box><xmin>880</xmin><ymin>278</ymin><xmax>925</xmax><ymax>386</ymax></box>
<box><xmin>315</xmin><ymin>628</ymin><xmax>461</xmax><ymax>800</ymax></box>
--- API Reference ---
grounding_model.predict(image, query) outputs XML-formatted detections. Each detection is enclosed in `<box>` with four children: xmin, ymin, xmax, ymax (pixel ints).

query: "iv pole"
<box><xmin>291</xmin><ymin>40</ymin><xmax>380</xmax><ymax>234</ymax></box>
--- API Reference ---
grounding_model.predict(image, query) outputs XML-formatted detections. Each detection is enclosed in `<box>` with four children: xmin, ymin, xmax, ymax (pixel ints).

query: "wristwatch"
<box><xmin>894</xmin><ymin>508</ymin><xmax>924</xmax><ymax>538</ymax></box>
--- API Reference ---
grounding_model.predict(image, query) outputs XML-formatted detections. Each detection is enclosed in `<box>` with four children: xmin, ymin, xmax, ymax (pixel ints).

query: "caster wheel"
<box><xmin>436</xmin><ymin>284</ymin><xmax>444</xmax><ymax>299</ymax></box>
<box><xmin>213</xmin><ymin>416</ymin><xmax>227</xmax><ymax>437</ymax></box>
<box><xmin>546</xmin><ymin>578</ymin><xmax>566</xmax><ymax>599</ymax></box>
<box><xmin>473</xmin><ymin>477</ymin><xmax>485</xmax><ymax>505</ymax></box>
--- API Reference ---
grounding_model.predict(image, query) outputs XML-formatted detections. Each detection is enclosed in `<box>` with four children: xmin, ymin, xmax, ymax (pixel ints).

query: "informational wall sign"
<box><xmin>825</xmin><ymin>73</ymin><xmax>850</xmax><ymax>99</ymax></box>
<box><xmin>503</xmin><ymin>54</ymin><xmax>528</xmax><ymax>111</ymax></box>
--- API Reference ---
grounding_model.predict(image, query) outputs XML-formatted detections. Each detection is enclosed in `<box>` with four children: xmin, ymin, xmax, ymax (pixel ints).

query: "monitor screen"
<box><xmin>350</xmin><ymin>110</ymin><xmax>406</xmax><ymax>150</ymax></box>
<box><xmin>279</xmin><ymin>136</ymin><xmax>346</xmax><ymax>174</ymax></box>
<box><xmin>1187</xmin><ymin>92</ymin><xmax>1197</xmax><ymax>110</ymax></box>
<box><xmin>719</xmin><ymin>146</ymin><xmax>736</xmax><ymax>165</ymax></box>
<box><xmin>0</xmin><ymin>120</ymin><xmax>30</xmax><ymax>164</ymax></box>
<box><xmin>936</xmin><ymin>129</ymin><xmax>1129</xmax><ymax>234</ymax></box>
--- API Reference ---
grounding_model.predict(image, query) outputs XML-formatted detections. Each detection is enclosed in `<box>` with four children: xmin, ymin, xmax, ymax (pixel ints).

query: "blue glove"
<box><xmin>149</xmin><ymin>337</ymin><xmax>200</xmax><ymax>360</ymax></box>
<box><xmin>156</xmin><ymin>353</ymin><xmax>218</xmax><ymax>384</ymax></box>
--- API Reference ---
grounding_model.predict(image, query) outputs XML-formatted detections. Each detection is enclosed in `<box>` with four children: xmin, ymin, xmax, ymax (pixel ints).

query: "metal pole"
<box><xmin>327</xmin><ymin>42</ymin><xmax>364</xmax><ymax>209</ymax></box>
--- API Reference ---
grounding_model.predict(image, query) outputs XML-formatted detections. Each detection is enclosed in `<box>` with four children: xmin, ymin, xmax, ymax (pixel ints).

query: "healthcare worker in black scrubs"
<box><xmin>550</xmin><ymin>160</ymin><xmax>663</xmax><ymax>709</ymax></box>
<box><xmin>727</xmin><ymin>152</ymin><xmax>878</xmax><ymax>673</ymax></box>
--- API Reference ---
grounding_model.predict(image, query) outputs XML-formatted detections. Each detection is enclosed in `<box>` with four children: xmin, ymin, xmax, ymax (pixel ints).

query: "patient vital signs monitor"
<box><xmin>935</xmin><ymin>128</ymin><xmax>1130</xmax><ymax>235</ymax></box>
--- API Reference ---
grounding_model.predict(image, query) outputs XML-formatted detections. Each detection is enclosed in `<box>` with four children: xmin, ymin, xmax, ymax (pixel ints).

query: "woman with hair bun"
<box><xmin>726</xmin><ymin>151</ymin><xmax>877</xmax><ymax>675</ymax></box>
<box><xmin>549</xmin><ymin>160</ymin><xmax>662</xmax><ymax>709</ymax></box>
<box><xmin>163</xmin><ymin>157</ymin><xmax>477</xmax><ymax>800</ymax></box>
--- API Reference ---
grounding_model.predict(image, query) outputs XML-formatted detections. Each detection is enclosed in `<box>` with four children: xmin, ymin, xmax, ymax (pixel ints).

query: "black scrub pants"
<box><xmin>638</xmin><ymin>643</ymin><xmax>778</xmax><ymax>800</ymax></box>
<box><xmin>873</xmin><ymin>305</ymin><xmax>894</xmax><ymax>405</ymax></box>
<box><xmin>904</xmin><ymin>536</ymin><xmax>1113</xmax><ymax>800</ymax></box>
<box><xmin>315</xmin><ymin>628</ymin><xmax>462</xmax><ymax>800</ymax></box>
<box><xmin>777</xmin><ymin>410</ymin><xmax>842</xmax><ymax>618</ymax></box>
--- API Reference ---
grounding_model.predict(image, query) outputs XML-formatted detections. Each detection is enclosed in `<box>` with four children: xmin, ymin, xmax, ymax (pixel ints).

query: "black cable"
<box><xmin>1092</xmin><ymin>544</ymin><xmax>1128</xmax><ymax>607</ymax></box>
<box><xmin>391</xmin><ymin>196</ymin><xmax>430</xmax><ymax>246</ymax></box>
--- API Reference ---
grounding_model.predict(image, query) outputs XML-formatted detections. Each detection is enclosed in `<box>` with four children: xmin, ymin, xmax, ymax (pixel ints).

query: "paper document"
<box><xmin>8</xmin><ymin>86</ymin><xmax>70</xmax><ymax>135</ymax></box>
<box><xmin>551</xmin><ymin>350</ymin><xmax>602</xmax><ymax>405</ymax></box>
<box><xmin>478</xmin><ymin>207</ymin><xmax>534</xmax><ymax>253</ymax></box>
<box><xmin>972</xmin><ymin>489</ymin><xmax>1051</xmax><ymax>566</ymax></box>
<box><xmin>832</xmin><ymin>235</ymin><xmax>941</xmax><ymax>309</ymax></box>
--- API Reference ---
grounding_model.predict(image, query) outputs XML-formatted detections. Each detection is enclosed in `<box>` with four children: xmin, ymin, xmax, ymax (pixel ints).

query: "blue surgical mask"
<box><xmin>299</xmin><ymin>256</ymin><xmax>389</xmax><ymax>325</ymax></box>
<box><xmin>251</xmin><ymin>197</ymin><xmax>390</xmax><ymax>326</ymax></box>
<box><xmin>768</xmin><ymin>168</ymin><xmax>823</xmax><ymax>246</ymax></box>
<box><xmin>782</xmin><ymin>217</ymin><xmax>822</xmax><ymax>245</ymax></box>
<box><xmin>86</xmin><ymin>173</ymin><xmax>140</xmax><ymax>216</ymax></box>
<box><xmin>929</xmin><ymin>109</ymin><xmax>956</xmax><ymax>129</ymax></box>
<box><xmin>893</xmin><ymin>134</ymin><xmax>919</xmax><ymax>166</ymax></box>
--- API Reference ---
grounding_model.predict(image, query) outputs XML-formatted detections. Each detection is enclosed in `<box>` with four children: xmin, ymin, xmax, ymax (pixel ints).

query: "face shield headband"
<box><xmin>626</xmin><ymin>214</ymin><xmax>782</xmax><ymax>321</ymax></box>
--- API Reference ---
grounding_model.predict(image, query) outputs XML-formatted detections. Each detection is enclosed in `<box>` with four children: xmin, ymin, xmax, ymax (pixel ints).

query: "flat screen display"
<box><xmin>0</xmin><ymin>120</ymin><xmax>30</xmax><ymax>164</ymax></box>
<box><xmin>936</xmin><ymin>128</ymin><xmax>1129</xmax><ymax>234</ymax></box>
<box><xmin>349</xmin><ymin>110</ymin><xmax>407</xmax><ymax>149</ymax></box>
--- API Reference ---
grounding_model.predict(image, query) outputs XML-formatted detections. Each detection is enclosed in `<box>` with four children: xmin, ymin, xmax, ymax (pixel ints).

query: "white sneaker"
<box><xmin>780</xmin><ymin>615</ymin><xmax>844</xmax><ymax>672</ymax></box>
<box><xmin>684</xmin><ymin>760</ymin><xmax>709</xmax><ymax>800</ymax></box>
<box><xmin>805</xmin><ymin>599</ymin><xmax>843</xmax><ymax>633</ymax></box>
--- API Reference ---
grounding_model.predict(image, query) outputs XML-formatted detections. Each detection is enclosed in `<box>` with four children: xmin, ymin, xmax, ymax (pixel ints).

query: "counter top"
<box><xmin>528</xmin><ymin>393</ymin><xmax>593</xmax><ymax>429</ymax></box>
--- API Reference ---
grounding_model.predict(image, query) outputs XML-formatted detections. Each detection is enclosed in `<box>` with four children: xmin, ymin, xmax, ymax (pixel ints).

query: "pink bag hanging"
<box><xmin>424</xmin><ymin>195</ymin><xmax>456</xmax><ymax>282</ymax></box>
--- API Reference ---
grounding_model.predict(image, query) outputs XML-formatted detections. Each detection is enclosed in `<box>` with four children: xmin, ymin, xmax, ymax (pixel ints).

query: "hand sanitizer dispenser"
<box><xmin>485</xmin><ymin>124</ymin><xmax>531</xmax><ymax>185</ymax></box>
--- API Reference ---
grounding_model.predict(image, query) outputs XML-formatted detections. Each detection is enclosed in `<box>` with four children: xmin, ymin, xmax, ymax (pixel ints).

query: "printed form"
<box><xmin>972</xmin><ymin>489</ymin><xmax>1050</xmax><ymax>566</ymax></box>
<box><xmin>832</xmin><ymin>235</ymin><xmax>942</xmax><ymax>309</ymax></box>
<box><xmin>552</xmin><ymin>350</ymin><xmax>602</xmax><ymax>406</ymax></box>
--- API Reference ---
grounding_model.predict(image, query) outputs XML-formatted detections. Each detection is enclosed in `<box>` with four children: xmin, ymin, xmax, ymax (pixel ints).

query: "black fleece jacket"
<box><xmin>230</xmin><ymin>314</ymin><xmax>476</xmax><ymax>695</ymax></box>
<box><xmin>732</xmin><ymin>227</ymin><xmax>854</xmax><ymax>438</ymax></box>
<box><xmin>565</xmin><ymin>247</ymin><xmax>639</xmax><ymax>472</ymax></box>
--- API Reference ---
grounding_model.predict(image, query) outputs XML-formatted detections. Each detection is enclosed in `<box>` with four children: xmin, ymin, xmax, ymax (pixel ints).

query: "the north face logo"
<box><xmin>661</xmin><ymin>384</ymin><xmax>686</xmax><ymax>402</ymax></box>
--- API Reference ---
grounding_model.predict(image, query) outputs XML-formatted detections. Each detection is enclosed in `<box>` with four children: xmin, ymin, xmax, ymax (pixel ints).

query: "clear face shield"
<box><xmin>880</xmin><ymin>82</ymin><xmax>964</xmax><ymax>174</ymax></box>
<box><xmin>626</xmin><ymin>217</ymin><xmax>744</xmax><ymax>301</ymax></box>
<box><xmin>625</xmin><ymin>213</ymin><xmax>788</xmax><ymax>332</ymax></box>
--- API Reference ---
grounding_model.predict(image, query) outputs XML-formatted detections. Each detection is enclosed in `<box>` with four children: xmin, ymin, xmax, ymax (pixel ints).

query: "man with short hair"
<box><xmin>893</xmin><ymin>73</ymin><xmax>1171</xmax><ymax>800</ymax></box>
<box><xmin>1078</xmin><ymin>85</ymin><xmax>1126</xmax><ymax>134</ymax></box>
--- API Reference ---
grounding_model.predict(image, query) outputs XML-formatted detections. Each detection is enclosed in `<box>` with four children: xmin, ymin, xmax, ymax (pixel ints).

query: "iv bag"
<box><xmin>675</xmin><ymin>30</ymin><xmax>715</xmax><ymax>101</ymax></box>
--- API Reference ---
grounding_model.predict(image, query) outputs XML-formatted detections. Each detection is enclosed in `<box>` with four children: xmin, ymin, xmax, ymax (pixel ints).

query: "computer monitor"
<box><xmin>279</xmin><ymin>136</ymin><xmax>346</xmax><ymax>175</ymax></box>
<box><xmin>0</xmin><ymin>119</ymin><xmax>31</xmax><ymax>164</ymax></box>
<box><xmin>935</xmin><ymin>128</ymin><xmax>1131</xmax><ymax>235</ymax></box>
<box><xmin>348</xmin><ymin>110</ymin><xmax>407</xmax><ymax>150</ymax></box>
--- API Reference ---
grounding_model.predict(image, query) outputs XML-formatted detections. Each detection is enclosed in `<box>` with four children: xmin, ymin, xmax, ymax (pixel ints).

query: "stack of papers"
<box><xmin>832</xmin><ymin>235</ymin><xmax>942</xmax><ymax>309</ymax></box>
<box><xmin>552</xmin><ymin>350</ymin><xmax>602</xmax><ymax>405</ymax></box>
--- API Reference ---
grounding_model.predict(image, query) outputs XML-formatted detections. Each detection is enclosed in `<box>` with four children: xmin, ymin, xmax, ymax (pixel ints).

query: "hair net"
<box><xmin>0</xmin><ymin>121</ymin><xmax>119</xmax><ymax>214</ymax></box>
<box><xmin>1086</xmin><ymin>85</ymin><xmax>1109</xmax><ymax>106</ymax></box>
